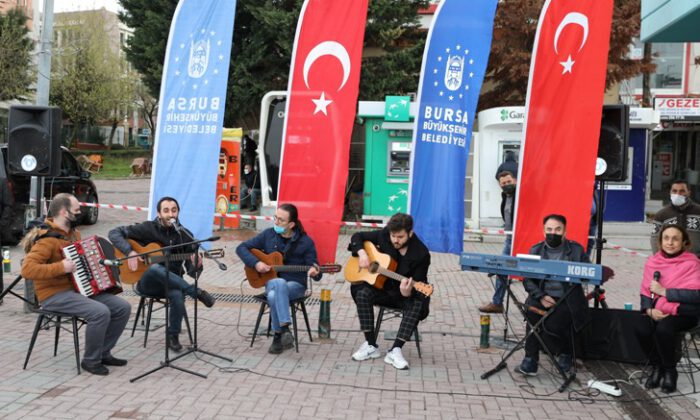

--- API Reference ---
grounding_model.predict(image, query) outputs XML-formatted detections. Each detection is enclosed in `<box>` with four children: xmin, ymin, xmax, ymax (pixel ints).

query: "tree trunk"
<box><xmin>108</xmin><ymin>120</ymin><xmax>118</xmax><ymax>149</ymax></box>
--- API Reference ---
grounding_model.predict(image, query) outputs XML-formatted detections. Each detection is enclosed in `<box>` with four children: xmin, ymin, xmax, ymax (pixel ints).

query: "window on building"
<box><xmin>630</xmin><ymin>40</ymin><xmax>685</xmax><ymax>92</ymax></box>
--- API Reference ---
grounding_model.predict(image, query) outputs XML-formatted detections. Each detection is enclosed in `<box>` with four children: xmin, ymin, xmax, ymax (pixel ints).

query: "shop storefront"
<box><xmin>650</xmin><ymin>98</ymin><xmax>700</xmax><ymax>201</ymax></box>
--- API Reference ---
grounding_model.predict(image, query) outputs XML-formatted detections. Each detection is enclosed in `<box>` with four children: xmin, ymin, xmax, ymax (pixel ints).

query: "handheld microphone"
<box><xmin>99</xmin><ymin>259</ymin><xmax>122</xmax><ymax>266</ymax></box>
<box><xmin>652</xmin><ymin>271</ymin><xmax>660</xmax><ymax>300</ymax></box>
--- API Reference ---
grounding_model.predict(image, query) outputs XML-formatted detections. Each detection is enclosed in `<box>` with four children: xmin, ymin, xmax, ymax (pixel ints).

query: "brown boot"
<box><xmin>478</xmin><ymin>302</ymin><xmax>504</xmax><ymax>313</ymax></box>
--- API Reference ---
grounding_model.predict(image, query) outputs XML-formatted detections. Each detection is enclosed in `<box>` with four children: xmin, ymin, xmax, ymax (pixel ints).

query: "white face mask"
<box><xmin>244</xmin><ymin>169</ymin><xmax>251</xmax><ymax>175</ymax></box>
<box><xmin>671</xmin><ymin>194</ymin><xmax>688</xmax><ymax>206</ymax></box>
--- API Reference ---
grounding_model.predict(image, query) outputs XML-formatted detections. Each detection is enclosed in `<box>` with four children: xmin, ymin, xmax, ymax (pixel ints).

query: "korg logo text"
<box><xmin>567</xmin><ymin>265</ymin><xmax>595</xmax><ymax>277</ymax></box>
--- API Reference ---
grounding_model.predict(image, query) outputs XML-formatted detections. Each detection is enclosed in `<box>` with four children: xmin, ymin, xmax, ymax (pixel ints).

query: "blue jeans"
<box><xmin>492</xmin><ymin>235</ymin><xmax>512</xmax><ymax>305</ymax></box>
<box><xmin>137</xmin><ymin>264</ymin><xmax>195</xmax><ymax>335</ymax></box>
<box><xmin>265</xmin><ymin>278</ymin><xmax>305</xmax><ymax>332</ymax></box>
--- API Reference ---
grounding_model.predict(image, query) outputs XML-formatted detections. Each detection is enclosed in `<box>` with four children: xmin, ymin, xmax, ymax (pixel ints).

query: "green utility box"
<box><xmin>358</xmin><ymin>99</ymin><xmax>415</xmax><ymax>218</ymax></box>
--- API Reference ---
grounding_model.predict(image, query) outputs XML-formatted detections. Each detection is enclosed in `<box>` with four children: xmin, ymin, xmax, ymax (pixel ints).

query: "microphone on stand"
<box><xmin>170</xmin><ymin>218</ymin><xmax>183</xmax><ymax>233</ymax></box>
<box><xmin>99</xmin><ymin>259</ymin><xmax>122</xmax><ymax>266</ymax></box>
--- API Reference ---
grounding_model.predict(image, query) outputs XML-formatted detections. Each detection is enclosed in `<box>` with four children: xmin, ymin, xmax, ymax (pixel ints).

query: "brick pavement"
<box><xmin>0</xmin><ymin>179</ymin><xmax>698</xmax><ymax>419</ymax></box>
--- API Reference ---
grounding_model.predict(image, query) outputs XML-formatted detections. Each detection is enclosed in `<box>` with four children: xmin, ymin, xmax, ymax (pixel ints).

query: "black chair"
<box><xmin>24</xmin><ymin>307</ymin><xmax>86</xmax><ymax>374</ymax></box>
<box><xmin>250</xmin><ymin>291</ymin><xmax>313</xmax><ymax>352</ymax></box>
<box><xmin>374</xmin><ymin>305</ymin><xmax>422</xmax><ymax>358</ymax></box>
<box><xmin>678</xmin><ymin>323</ymin><xmax>700</xmax><ymax>392</ymax></box>
<box><xmin>130</xmin><ymin>284</ymin><xmax>193</xmax><ymax>348</ymax></box>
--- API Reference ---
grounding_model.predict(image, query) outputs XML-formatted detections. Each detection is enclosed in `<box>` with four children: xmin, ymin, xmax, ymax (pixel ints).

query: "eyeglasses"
<box><xmin>273</xmin><ymin>216</ymin><xmax>288</xmax><ymax>224</ymax></box>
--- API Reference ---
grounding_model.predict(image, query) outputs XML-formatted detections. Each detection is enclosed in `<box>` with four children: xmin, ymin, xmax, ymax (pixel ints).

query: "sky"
<box><xmin>53</xmin><ymin>0</ymin><xmax>122</xmax><ymax>13</ymax></box>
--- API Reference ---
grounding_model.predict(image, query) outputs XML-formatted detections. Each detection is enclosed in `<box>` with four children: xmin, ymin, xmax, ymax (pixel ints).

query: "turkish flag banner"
<box><xmin>512</xmin><ymin>0</ymin><xmax>614</xmax><ymax>257</ymax></box>
<box><xmin>278</xmin><ymin>0</ymin><xmax>369</xmax><ymax>263</ymax></box>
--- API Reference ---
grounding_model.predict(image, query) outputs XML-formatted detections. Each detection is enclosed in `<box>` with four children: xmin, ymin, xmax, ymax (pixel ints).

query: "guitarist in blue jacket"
<box><xmin>348</xmin><ymin>213</ymin><xmax>431</xmax><ymax>370</ymax></box>
<box><xmin>236</xmin><ymin>203</ymin><xmax>321</xmax><ymax>354</ymax></box>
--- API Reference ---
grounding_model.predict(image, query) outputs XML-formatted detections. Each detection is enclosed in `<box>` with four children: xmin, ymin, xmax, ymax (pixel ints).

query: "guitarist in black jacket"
<box><xmin>108</xmin><ymin>196</ymin><xmax>216</xmax><ymax>352</ymax></box>
<box><xmin>348</xmin><ymin>213</ymin><xmax>430</xmax><ymax>370</ymax></box>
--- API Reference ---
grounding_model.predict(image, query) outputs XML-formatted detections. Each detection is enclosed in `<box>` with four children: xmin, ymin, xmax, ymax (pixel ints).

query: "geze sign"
<box><xmin>654</xmin><ymin>97</ymin><xmax>700</xmax><ymax>121</ymax></box>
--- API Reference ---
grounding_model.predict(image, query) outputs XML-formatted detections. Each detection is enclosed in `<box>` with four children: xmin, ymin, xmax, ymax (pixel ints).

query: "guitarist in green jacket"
<box><xmin>348</xmin><ymin>213</ymin><xmax>431</xmax><ymax>370</ymax></box>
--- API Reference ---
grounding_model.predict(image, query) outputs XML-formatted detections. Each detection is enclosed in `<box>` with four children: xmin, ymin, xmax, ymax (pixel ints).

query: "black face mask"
<box><xmin>502</xmin><ymin>184</ymin><xmax>516</xmax><ymax>195</ymax></box>
<box><xmin>545</xmin><ymin>233</ymin><xmax>563</xmax><ymax>248</ymax></box>
<box><xmin>67</xmin><ymin>212</ymin><xmax>81</xmax><ymax>229</ymax></box>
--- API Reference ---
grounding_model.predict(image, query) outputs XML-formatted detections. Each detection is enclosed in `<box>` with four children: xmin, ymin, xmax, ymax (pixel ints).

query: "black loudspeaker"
<box><xmin>595</xmin><ymin>104</ymin><xmax>629</xmax><ymax>182</ymax></box>
<box><xmin>7</xmin><ymin>105</ymin><xmax>62</xmax><ymax>177</ymax></box>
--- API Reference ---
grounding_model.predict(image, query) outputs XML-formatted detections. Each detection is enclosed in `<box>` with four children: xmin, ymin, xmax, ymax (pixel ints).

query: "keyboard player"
<box><xmin>516</xmin><ymin>214</ymin><xmax>591</xmax><ymax>377</ymax></box>
<box><xmin>20</xmin><ymin>193</ymin><xmax>131</xmax><ymax>376</ymax></box>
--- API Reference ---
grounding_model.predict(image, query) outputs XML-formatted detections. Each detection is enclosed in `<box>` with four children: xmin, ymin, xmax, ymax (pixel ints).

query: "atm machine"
<box><xmin>357</xmin><ymin>101</ymin><xmax>418</xmax><ymax>219</ymax></box>
<box><xmin>475</xmin><ymin>106</ymin><xmax>526</xmax><ymax>227</ymax></box>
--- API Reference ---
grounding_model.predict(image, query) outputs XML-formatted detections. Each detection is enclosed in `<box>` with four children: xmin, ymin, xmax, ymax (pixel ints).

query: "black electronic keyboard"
<box><xmin>460</xmin><ymin>252</ymin><xmax>602</xmax><ymax>286</ymax></box>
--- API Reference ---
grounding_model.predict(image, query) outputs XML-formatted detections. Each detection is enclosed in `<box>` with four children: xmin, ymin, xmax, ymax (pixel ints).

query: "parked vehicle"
<box><xmin>0</xmin><ymin>144</ymin><xmax>99</xmax><ymax>244</ymax></box>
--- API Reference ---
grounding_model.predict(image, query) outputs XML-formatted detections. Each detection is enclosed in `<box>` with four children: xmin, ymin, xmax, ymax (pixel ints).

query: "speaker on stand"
<box><xmin>6</xmin><ymin>105</ymin><xmax>62</xmax><ymax>313</ymax></box>
<box><xmin>7</xmin><ymin>105</ymin><xmax>62</xmax><ymax>177</ymax></box>
<box><xmin>592</xmin><ymin>104</ymin><xmax>630</xmax><ymax>308</ymax></box>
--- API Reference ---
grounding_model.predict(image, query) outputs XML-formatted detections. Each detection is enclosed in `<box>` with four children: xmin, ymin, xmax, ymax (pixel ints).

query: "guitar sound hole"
<box><xmin>369</xmin><ymin>262</ymin><xmax>380</xmax><ymax>274</ymax></box>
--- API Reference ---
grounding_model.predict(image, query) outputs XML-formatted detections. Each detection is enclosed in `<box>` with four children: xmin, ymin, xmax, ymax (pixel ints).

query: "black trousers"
<box><xmin>350</xmin><ymin>283</ymin><xmax>429</xmax><ymax>342</ymax></box>
<box><xmin>524</xmin><ymin>299</ymin><xmax>573</xmax><ymax>361</ymax></box>
<box><xmin>636</xmin><ymin>314</ymin><xmax>698</xmax><ymax>369</ymax></box>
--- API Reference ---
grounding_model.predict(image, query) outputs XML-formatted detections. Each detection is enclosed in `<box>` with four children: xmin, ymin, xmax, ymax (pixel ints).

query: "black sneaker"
<box><xmin>196</xmin><ymin>289</ymin><xmax>216</xmax><ymax>308</ymax></box>
<box><xmin>167</xmin><ymin>334</ymin><xmax>183</xmax><ymax>352</ymax></box>
<box><xmin>101</xmin><ymin>355</ymin><xmax>128</xmax><ymax>366</ymax></box>
<box><xmin>281</xmin><ymin>330</ymin><xmax>294</xmax><ymax>349</ymax></box>
<box><xmin>516</xmin><ymin>357</ymin><xmax>538</xmax><ymax>376</ymax></box>
<box><xmin>268</xmin><ymin>334</ymin><xmax>284</xmax><ymax>354</ymax></box>
<box><xmin>557</xmin><ymin>354</ymin><xmax>573</xmax><ymax>374</ymax></box>
<box><xmin>81</xmin><ymin>361</ymin><xmax>109</xmax><ymax>376</ymax></box>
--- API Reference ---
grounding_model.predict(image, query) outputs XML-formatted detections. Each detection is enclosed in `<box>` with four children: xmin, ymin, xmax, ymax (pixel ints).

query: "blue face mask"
<box><xmin>273</xmin><ymin>225</ymin><xmax>286</xmax><ymax>234</ymax></box>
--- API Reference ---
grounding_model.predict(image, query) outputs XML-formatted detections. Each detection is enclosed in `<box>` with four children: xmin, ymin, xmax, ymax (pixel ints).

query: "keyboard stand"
<box><xmin>481</xmin><ymin>284</ymin><xmax>577</xmax><ymax>392</ymax></box>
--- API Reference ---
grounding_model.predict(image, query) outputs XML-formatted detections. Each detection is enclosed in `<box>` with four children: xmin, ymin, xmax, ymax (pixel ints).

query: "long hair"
<box><xmin>278</xmin><ymin>203</ymin><xmax>305</xmax><ymax>235</ymax></box>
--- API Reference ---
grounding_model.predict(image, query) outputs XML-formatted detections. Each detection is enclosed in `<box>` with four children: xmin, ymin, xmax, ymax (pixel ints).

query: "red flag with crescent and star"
<box><xmin>278</xmin><ymin>0</ymin><xmax>369</xmax><ymax>263</ymax></box>
<box><xmin>511</xmin><ymin>0</ymin><xmax>614</xmax><ymax>257</ymax></box>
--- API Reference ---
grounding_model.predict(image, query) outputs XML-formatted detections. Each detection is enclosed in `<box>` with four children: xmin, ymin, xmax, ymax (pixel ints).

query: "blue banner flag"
<box><xmin>148</xmin><ymin>0</ymin><xmax>237</xmax><ymax>243</ymax></box>
<box><xmin>408</xmin><ymin>0</ymin><xmax>497</xmax><ymax>254</ymax></box>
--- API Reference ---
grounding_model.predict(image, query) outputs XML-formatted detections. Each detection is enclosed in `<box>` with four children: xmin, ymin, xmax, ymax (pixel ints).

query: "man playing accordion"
<box><xmin>21</xmin><ymin>193</ymin><xmax>131</xmax><ymax>376</ymax></box>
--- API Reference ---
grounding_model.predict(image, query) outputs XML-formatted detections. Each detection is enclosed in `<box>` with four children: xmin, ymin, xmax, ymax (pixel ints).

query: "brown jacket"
<box><xmin>20</xmin><ymin>219</ymin><xmax>80</xmax><ymax>303</ymax></box>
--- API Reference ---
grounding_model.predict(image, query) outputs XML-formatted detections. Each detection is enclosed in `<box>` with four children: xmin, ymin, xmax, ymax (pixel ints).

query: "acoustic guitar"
<box><xmin>344</xmin><ymin>241</ymin><xmax>434</xmax><ymax>297</ymax></box>
<box><xmin>245</xmin><ymin>248</ymin><xmax>342</xmax><ymax>289</ymax></box>
<box><xmin>114</xmin><ymin>240</ymin><xmax>224</xmax><ymax>284</ymax></box>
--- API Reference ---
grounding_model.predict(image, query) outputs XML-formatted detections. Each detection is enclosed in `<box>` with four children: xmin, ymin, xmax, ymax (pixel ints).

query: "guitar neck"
<box><xmin>375</xmin><ymin>266</ymin><xmax>427</xmax><ymax>292</ymax></box>
<box><xmin>273</xmin><ymin>265</ymin><xmax>312</xmax><ymax>273</ymax></box>
<box><xmin>376</xmin><ymin>266</ymin><xmax>405</xmax><ymax>283</ymax></box>
<box><xmin>150</xmin><ymin>252</ymin><xmax>194</xmax><ymax>264</ymax></box>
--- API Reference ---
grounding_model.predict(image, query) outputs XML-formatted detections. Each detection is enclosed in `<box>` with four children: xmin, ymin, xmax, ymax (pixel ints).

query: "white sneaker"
<box><xmin>352</xmin><ymin>341</ymin><xmax>381</xmax><ymax>361</ymax></box>
<box><xmin>384</xmin><ymin>347</ymin><xmax>409</xmax><ymax>370</ymax></box>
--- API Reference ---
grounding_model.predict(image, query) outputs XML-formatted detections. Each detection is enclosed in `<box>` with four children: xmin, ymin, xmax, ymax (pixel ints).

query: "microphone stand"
<box><xmin>125</xmin><ymin>236</ymin><xmax>219</xmax><ymax>382</ymax></box>
<box><xmin>169</xmin><ymin>223</ymin><xmax>231</xmax><ymax>363</ymax></box>
<box><xmin>593</xmin><ymin>180</ymin><xmax>606</xmax><ymax>309</ymax></box>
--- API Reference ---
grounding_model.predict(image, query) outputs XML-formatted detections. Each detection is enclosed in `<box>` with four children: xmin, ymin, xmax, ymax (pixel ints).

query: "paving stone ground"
<box><xmin>0</xmin><ymin>178</ymin><xmax>699</xmax><ymax>419</ymax></box>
